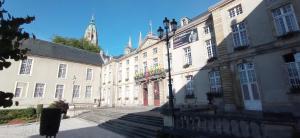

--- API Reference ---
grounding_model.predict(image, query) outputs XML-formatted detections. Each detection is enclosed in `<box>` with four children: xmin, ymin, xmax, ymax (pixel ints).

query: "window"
<box><xmin>55</xmin><ymin>85</ymin><xmax>64</xmax><ymax>99</ymax></box>
<box><xmin>272</xmin><ymin>4</ymin><xmax>299</xmax><ymax>36</ymax></box>
<box><xmin>206</xmin><ymin>39</ymin><xmax>217</xmax><ymax>58</ymax></box>
<box><xmin>184</xmin><ymin>47</ymin><xmax>192</xmax><ymax>65</ymax></box>
<box><xmin>126</xmin><ymin>60</ymin><xmax>130</xmax><ymax>65</ymax></box>
<box><xmin>143</xmin><ymin>52</ymin><xmax>147</xmax><ymax>58</ymax></box>
<box><xmin>118</xmin><ymin>70</ymin><xmax>122</xmax><ymax>81</ymax></box>
<box><xmin>143</xmin><ymin>61</ymin><xmax>147</xmax><ymax>72</ymax></box>
<box><xmin>229</xmin><ymin>4</ymin><xmax>243</xmax><ymax>18</ymax></box>
<box><xmin>153</xmin><ymin>58</ymin><xmax>158</xmax><ymax>67</ymax></box>
<box><xmin>204</xmin><ymin>25</ymin><xmax>213</xmax><ymax>34</ymax></box>
<box><xmin>134</xmin><ymin>65</ymin><xmax>138</xmax><ymax>74</ymax></box>
<box><xmin>72</xmin><ymin>85</ymin><xmax>80</xmax><ymax>98</ymax></box>
<box><xmin>19</xmin><ymin>59</ymin><xmax>33</xmax><ymax>75</ymax></box>
<box><xmin>15</xmin><ymin>82</ymin><xmax>27</xmax><ymax>98</ymax></box>
<box><xmin>58</xmin><ymin>64</ymin><xmax>67</xmax><ymax>78</ymax></box>
<box><xmin>108</xmin><ymin>72</ymin><xmax>112</xmax><ymax>82</ymax></box>
<box><xmin>134</xmin><ymin>56</ymin><xmax>138</xmax><ymax>62</ymax></box>
<box><xmin>231</xmin><ymin>21</ymin><xmax>249</xmax><ymax>47</ymax></box>
<box><xmin>118</xmin><ymin>87</ymin><xmax>122</xmax><ymax>100</ymax></box>
<box><xmin>34</xmin><ymin>83</ymin><xmax>45</xmax><ymax>98</ymax></box>
<box><xmin>284</xmin><ymin>53</ymin><xmax>300</xmax><ymax>88</ymax></box>
<box><xmin>209</xmin><ymin>71</ymin><xmax>222</xmax><ymax>92</ymax></box>
<box><xmin>186</xmin><ymin>75</ymin><xmax>194</xmax><ymax>96</ymax></box>
<box><xmin>86</xmin><ymin>68</ymin><xmax>93</xmax><ymax>80</ymax></box>
<box><xmin>126</xmin><ymin>68</ymin><xmax>129</xmax><ymax>80</ymax></box>
<box><xmin>125</xmin><ymin>86</ymin><xmax>129</xmax><ymax>99</ymax></box>
<box><xmin>85</xmin><ymin>86</ymin><xmax>92</xmax><ymax>98</ymax></box>
<box><xmin>153</xmin><ymin>48</ymin><xmax>158</xmax><ymax>54</ymax></box>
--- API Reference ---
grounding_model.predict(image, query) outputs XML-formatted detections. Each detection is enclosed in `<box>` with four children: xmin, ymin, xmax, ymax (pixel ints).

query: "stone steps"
<box><xmin>120</xmin><ymin>114</ymin><xmax>163</xmax><ymax>127</ymax></box>
<box><xmin>98</xmin><ymin>112</ymin><xmax>163</xmax><ymax>138</ymax></box>
<box><xmin>99</xmin><ymin>119</ymin><xmax>158</xmax><ymax>138</ymax></box>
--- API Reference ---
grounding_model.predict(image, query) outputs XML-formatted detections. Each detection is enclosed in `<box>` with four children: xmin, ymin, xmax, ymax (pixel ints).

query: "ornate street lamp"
<box><xmin>158</xmin><ymin>17</ymin><xmax>177</xmax><ymax>127</ymax></box>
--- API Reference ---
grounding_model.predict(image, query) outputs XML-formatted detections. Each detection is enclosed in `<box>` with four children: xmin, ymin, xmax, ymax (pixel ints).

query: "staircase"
<box><xmin>98</xmin><ymin>112</ymin><xmax>163</xmax><ymax>138</ymax></box>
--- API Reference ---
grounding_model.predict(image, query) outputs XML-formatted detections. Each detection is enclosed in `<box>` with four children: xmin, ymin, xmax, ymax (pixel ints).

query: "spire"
<box><xmin>90</xmin><ymin>14</ymin><xmax>95</xmax><ymax>24</ymax></box>
<box><xmin>128</xmin><ymin>36</ymin><xmax>132</xmax><ymax>48</ymax></box>
<box><xmin>149</xmin><ymin>20</ymin><xmax>153</xmax><ymax>35</ymax></box>
<box><xmin>138</xmin><ymin>32</ymin><xmax>143</xmax><ymax>46</ymax></box>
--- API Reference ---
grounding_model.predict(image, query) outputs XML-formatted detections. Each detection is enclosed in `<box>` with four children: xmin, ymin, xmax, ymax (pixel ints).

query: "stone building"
<box><xmin>1</xmin><ymin>0</ymin><xmax>300</xmax><ymax>117</ymax></box>
<box><xmin>0</xmin><ymin>39</ymin><xmax>103</xmax><ymax>108</ymax></box>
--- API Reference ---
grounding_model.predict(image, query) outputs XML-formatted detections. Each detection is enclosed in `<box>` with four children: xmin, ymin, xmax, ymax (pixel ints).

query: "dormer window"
<box><xmin>181</xmin><ymin>18</ymin><xmax>190</xmax><ymax>27</ymax></box>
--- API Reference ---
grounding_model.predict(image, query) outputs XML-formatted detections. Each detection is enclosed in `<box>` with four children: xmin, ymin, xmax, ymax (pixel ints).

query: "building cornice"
<box><xmin>208</xmin><ymin>0</ymin><xmax>235</xmax><ymax>12</ymax></box>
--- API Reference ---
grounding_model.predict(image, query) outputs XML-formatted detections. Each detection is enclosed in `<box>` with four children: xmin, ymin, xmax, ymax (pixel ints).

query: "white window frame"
<box><xmin>204</xmin><ymin>25</ymin><xmax>213</xmax><ymax>34</ymax></box>
<box><xmin>134</xmin><ymin>56</ymin><xmax>138</xmax><ymax>63</ymax></box>
<box><xmin>153</xmin><ymin>58</ymin><xmax>158</xmax><ymax>67</ymax></box>
<box><xmin>134</xmin><ymin>65</ymin><xmax>138</xmax><ymax>74</ymax></box>
<box><xmin>19</xmin><ymin>58</ymin><xmax>33</xmax><ymax>75</ymax></box>
<box><xmin>14</xmin><ymin>82</ymin><xmax>27</xmax><ymax>98</ymax></box>
<box><xmin>206</xmin><ymin>39</ymin><xmax>217</xmax><ymax>58</ymax></box>
<box><xmin>54</xmin><ymin>84</ymin><xmax>64</xmax><ymax>99</ymax></box>
<box><xmin>126</xmin><ymin>67</ymin><xmax>129</xmax><ymax>80</ymax></box>
<box><xmin>85</xmin><ymin>85</ymin><xmax>92</xmax><ymax>98</ymax></box>
<box><xmin>184</xmin><ymin>47</ymin><xmax>192</xmax><ymax>65</ymax></box>
<box><xmin>186</xmin><ymin>75</ymin><xmax>194</xmax><ymax>96</ymax></box>
<box><xmin>286</xmin><ymin>53</ymin><xmax>300</xmax><ymax>88</ymax></box>
<box><xmin>272</xmin><ymin>4</ymin><xmax>299</xmax><ymax>36</ymax></box>
<box><xmin>143</xmin><ymin>52</ymin><xmax>147</xmax><ymax>58</ymax></box>
<box><xmin>209</xmin><ymin>71</ymin><xmax>222</xmax><ymax>93</ymax></box>
<box><xmin>143</xmin><ymin>61</ymin><xmax>147</xmax><ymax>72</ymax></box>
<box><xmin>33</xmin><ymin>83</ymin><xmax>46</xmax><ymax>98</ymax></box>
<box><xmin>72</xmin><ymin>85</ymin><xmax>80</xmax><ymax>98</ymax></box>
<box><xmin>229</xmin><ymin>4</ymin><xmax>243</xmax><ymax>18</ymax></box>
<box><xmin>86</xmin><ymin>68</ymin><xmax>93</xmax><ymax>80</ymax></box>
<box><xmin>57</xmin><ymin>64</ymin><xmax>67</xmax><ymax>79</ymax></box>
<box><xmin>231</xmin><ymin>21</ymin><xmax>249</xmax><ymax>48</ymax></box>
<box><xmin>153</xmin><ymin>48</ymin><xmax>158</xmax><ymax>54</ymax></box>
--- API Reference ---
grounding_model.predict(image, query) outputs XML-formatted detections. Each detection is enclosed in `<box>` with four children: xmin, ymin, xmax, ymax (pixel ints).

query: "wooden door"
<box><xmin>143</xmin><ymin>83</ymin><xmax>148</xmax><ymax>106</ymax></box>
<box><xmin>153</xmin><ymin>81</ymin><xmax>160</xmax><ymax>106</ymax></box>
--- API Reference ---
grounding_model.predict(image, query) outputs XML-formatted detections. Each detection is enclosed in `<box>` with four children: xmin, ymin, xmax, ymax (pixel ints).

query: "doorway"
<box><xmin>143</xmin><ymin>83</ymin><xmax>148</xmax><ymax>106</ymax></box>
<box><xmin>238</xmin><ymin>63</ymin><xmax>262</xmax><ymax>111</ymax></box>
<box><xmin>153</xmin><ymin>81</ymin><xmax>160</xmax><ymax>106</ymax></box>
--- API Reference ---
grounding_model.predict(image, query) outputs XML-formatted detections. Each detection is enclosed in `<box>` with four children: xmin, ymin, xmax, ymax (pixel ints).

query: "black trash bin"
<box><xmin>40</xmin><ymin>108</ymin><xmax>61</xmax><ymax>138</ymax></box>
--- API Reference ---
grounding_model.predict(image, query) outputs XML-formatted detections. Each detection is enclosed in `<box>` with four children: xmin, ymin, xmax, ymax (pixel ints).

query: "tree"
<box><xmin>0</xmin><ymin>0</ymin><xmax>35</xmax><ymax>108</ymax></box>
<box><xmin>52</xmin><ymin>36</ymin><xmax>101</xmax><ymax>53</ymax></box>
<box><xmin>0</xmin><ymin>91</ymin><xmax>13</xmax><ymax>108</ymax></box>
<box><xmin>0</xmin><ymin>0</ymin><xmax>35</xmax><ymax>70</ymax></box>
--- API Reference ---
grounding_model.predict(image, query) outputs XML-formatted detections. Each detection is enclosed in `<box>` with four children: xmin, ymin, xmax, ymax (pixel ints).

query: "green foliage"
<box><xmin>52</xmin><ymin>36</ymin><xmax>101</xmax><ymax>53</ymax></box>
<box><xmin>0</xmin><ymin>108</ymin><xmax>37</xmax><ymax>124</ymax></box>
<box><xmin>0</xmin><ymin>0</ymin><xmax>35</xmax><ymax>70</ymax></box>
<box><xmin>36</xmin><ymin>104</ymin><xmax>43</xmax><ymax>114</ymax></box>
<box><xmin>0</xmin><ymin>91</ymin><xmax>13</xmax><ymax>108</ymax></box>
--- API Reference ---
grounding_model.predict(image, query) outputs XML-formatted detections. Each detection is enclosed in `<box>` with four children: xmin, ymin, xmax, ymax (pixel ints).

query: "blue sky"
<box><xmin>6</xmin><ymin>0</ymin><xmax>219</xmax><ymax>56</ymax></box>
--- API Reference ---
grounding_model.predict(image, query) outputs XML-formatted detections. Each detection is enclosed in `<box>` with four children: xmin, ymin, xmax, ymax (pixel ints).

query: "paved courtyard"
<box><xmin>0</xmin><ymin>107</ymin><xmax>158</xmax><ymax>138</ymax></box>
<box><xmin>0</xmin><ymin>117</ymin><xmax>124</xmax><ymax>138</ymax></box>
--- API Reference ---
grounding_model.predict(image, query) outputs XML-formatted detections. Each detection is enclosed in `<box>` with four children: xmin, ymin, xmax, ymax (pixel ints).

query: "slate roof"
<box><xmin>21</xmin><ymin>39</ymin><xmax>103</xmax><ymax>66</ymax></box>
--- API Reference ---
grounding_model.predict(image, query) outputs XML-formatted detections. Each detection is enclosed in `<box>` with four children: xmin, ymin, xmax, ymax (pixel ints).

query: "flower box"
<box><xmin>234</xmin><ymin>45</ymin><xmax>249</xmax><ymax>51</ymax></box>
<box><xmin>207</xmin><ymin>57</ymin><xmax>217</xmax><ymax>63</ymax></box>
<box><xmin>277</xmin><ymin>31</ymin><xmax>300</xmax><ymax>40</ymax></box>
<box><xmin>183</xmin><ymin>64</ymin><xmax>190</xmax><ymax>69</ymax></box>
<box><xmin>185</xmin><ymin>94</ymin><xmax>195</xmax><ymax>99</ymax></box>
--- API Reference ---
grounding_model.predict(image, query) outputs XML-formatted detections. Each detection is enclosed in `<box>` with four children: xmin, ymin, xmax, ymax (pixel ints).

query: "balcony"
<box><xmin>134</xmin><ymin>67</ymin><xmax>166</xmax><ymax>82</ymax></box>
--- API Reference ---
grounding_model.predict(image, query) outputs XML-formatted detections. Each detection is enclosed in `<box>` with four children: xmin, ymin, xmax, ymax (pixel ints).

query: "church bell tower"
<box><xmin>84</xmin><ymin>15</ymin><xmax>98</xmax><ymax>46</ymax></box>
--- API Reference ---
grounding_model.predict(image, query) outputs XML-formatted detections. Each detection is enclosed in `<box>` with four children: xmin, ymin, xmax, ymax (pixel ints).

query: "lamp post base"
<box><xmin>163</xmin><ymin>115</ymin><xmax>175</xmax><ymax>127</ymax></box>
